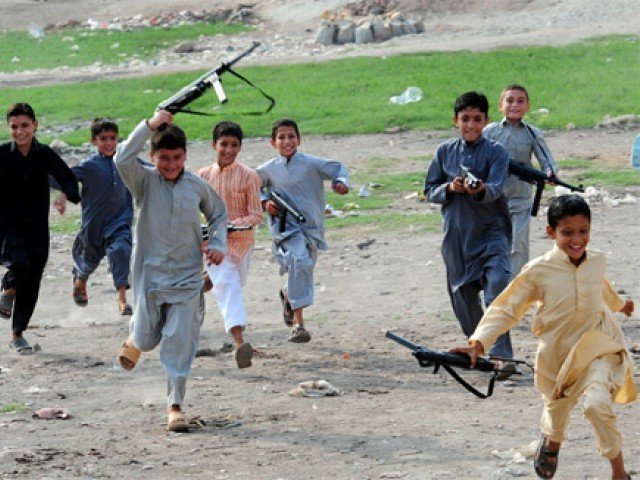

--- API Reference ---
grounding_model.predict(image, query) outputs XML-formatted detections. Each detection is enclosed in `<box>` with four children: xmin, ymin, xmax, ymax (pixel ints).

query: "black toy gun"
<box><xmin>268</xmin><ymin>190</ymin><xmax>306</xmax><ymax>233</ymax></box>
<box><xmin>459</xmin><ymin>165</ymin><xmax>481</xmax><ymax>189</ymax></box>
<box><xmin>385</xmin><ymin>331</ymin><xmax>531</xmax><ymax>399</ymax></box>
<box><xmin>201</xmin><ymin>224</ymin><xmax>252</xmax><ymax>241</ymax></box>
<box><xmin>158</xmin><ymin>41</ymin><xmax>274</xmax><ymax>115</ymax></box>
<box><xmin>508</xmin><ymin>160</ymin><xmax>584</xmax><ymax>216</ymax></box>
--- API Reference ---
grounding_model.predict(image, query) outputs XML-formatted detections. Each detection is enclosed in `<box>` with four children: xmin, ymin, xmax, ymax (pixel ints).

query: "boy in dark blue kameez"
<box><xmin>424</xmin><ymin>91</ymin><xmax>514</xmax><ymax>375</ymax></box>
<box><xmin>55</xmin><ymin>118</ymin><xmax>134</xmax><ymax>315</ymax></box>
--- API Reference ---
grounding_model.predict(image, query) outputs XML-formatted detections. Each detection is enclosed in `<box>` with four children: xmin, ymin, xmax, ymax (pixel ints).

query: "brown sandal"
<box><xmin>234</xmin><ymin>342</ymin><xmax>253</xmax><ymax>369</ymax></box>
<box><xmin>118</xmin><ymin>338</ymin><xmax>141</xmax><ymax>371</ymax></box>
<box><xmin>167</xmin><ymin>410</ymin><xmax>189</xmax><ymax>432</ymax></box>
<box><xmin>289</xmin><ymin>326</ymin><xmax>311</xmax><ymax>343</ymax></box>
<box><xmin>72</xmin><ymin>278</ymin><xmax>88</xmax><ymax>307</ymax></box>
<box><xmin>534</xmin><ymin>435</ymin><xmax>559</xmax><ymax>479</ymax></box>
<box><xmin>0</xmin><ymin>290</ymin><xmax>15</xmax><ymax>319</ymax></box>
<box><xmin>202</xmin><ymin>272</ymin><xmax>213</xmax><ymax>293</ymax></box>
<box><xmin>279</xmin><ymin>289</ymin><xmax>294</xmax><ymax>327</ymax></box>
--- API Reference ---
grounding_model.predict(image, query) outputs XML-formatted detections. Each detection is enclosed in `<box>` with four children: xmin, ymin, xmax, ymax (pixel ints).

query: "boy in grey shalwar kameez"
<box><xmin>424</xmin><ymin>91</ymin><xmax>515</xmax><ymax>375</ymax></box>
<box><xmin>257</xmin><ymin>118</ymin><xmax>349</xmax><ymax>343</ymax></box>
<box><xmin>115</xmin><ymin>110</ymin><xmax>227</xmax><ymax>432</ymax></box>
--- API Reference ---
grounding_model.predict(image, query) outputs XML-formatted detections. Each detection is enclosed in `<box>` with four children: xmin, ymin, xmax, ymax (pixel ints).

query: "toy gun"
<box><xmin>268</xmin><ymin>190</ymin><xmax>306</xmax><ymax>233</ymax></box>
<box><xmin>385</xmin><ymin>331</ymin><xmax>532</xmax><ymax>399</ymax></box>
<box><xmin>459</xmin><ymin>165</ymin><xmax>481</xmax><ymax>189</ymax></box>
<box><xmin>508</xmin><ymin>160</ymin><xmax>584</xmax><ymax>216</ymax></box>
<box><xmin>201</xmin><ymin>224</ymin><xmax>252</xmax><ymax>241</ymax></box>
<box><xmin>158</xmin><ymin>41</ymin><xmax>274</xmax><ymax>115</ymax></box>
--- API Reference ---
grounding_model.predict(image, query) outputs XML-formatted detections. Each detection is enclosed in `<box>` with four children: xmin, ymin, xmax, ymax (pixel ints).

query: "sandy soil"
<box><xmin>1</xmin><ymin>2</ymin><xmax>640</xmax><ymax>479</ymax></box>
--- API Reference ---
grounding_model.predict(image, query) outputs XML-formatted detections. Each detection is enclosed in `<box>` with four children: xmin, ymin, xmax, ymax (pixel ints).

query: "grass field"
<box><xmin>1</xmin><ymin>35</ymin><xmax>639</xmax><ymax>144</ymax></box>
<box><xmin>0</xmin><ymin>22</ymin><xmax>249</xmax><ymax>72</ymax></box>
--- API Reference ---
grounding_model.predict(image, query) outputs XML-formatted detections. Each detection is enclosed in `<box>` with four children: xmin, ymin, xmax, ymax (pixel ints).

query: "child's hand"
<box><xmin>205</xmin><ymin>249</ymin><xmax>225</xmax><ymax>266</ymax></box>
<box><xmin>447</xmin><ymin>176</ymin><xmax>466</xmax><ymax>194</ymax></box>
<box><xmin>53</xmin><ymin>193</ymin><xmax>67</xmax><ymax>215</ymax></box>
<box><xmin>264</xmin><ymin>200</ymin><xmax>279</xmax><ymax>216</ymax></box>
<box><xmin>620</xmin><ymin>299</ymin><xmax>634</xmax><ymax>317</ymax></box>
<box><xmin>148</xmin><ymin>110</ymin><xmax>173</xmax><ymax>131</ymax></box>
<box><xmin>449</xmin><ymin>342</ymin><xmax>484</xmax><ymax>368</ymax></box>
<box><xmin>332</xmin><ymin>181</ymin><xmax>349</xmax><ymax>195</ymax></box>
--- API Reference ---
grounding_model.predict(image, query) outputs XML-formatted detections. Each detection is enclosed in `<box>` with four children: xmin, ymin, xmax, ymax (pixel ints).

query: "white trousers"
<box><xmin>206</xmin><ymin>254</ymin><xmax>251</xmax><ymax>333</ymax></box>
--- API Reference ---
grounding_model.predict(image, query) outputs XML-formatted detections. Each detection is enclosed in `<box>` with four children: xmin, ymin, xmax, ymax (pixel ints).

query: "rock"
<box><xmin>172</xmin><ymin>41</ymin><xmax>197</xmax><ymax>54</ymax></box>
<box><xmin>315</xmin><ymin>22</ymin><xmax>336</xmax><ymax>46</ymax></box>
<box><xmin>371</xmin><ymin>17</ymin><xmax>392</xmax><ymax>42</ymax></box>
<box><xmin>355</xmin><ymin>23</ymin><xmax>374</xmax><ymax>44</ymax></box>
<box><xmin>336</xmin><ymin>21</ymin><xmax>355</xmax><ymax>44</ymax></box>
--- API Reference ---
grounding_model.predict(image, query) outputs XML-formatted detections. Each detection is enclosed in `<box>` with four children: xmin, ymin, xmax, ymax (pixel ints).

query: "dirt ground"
<box><xmin>1</xmin><ymin>1</ymin><xmax>640</xmax><ymax>479</ymax></box>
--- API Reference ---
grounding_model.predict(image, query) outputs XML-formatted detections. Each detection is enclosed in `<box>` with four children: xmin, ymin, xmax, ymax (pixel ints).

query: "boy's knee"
<box><xmin>583</xmin><ymin>385</ymin><xmax>613</xmax><ymax>421</ymax></box>
<box><xmin>133</xmin><ymin>334</ymin><xmax>161</xmax><ymax>352</ymax></box>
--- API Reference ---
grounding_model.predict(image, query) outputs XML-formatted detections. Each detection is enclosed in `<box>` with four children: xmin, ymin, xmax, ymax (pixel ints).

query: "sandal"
<box><xmin>118</xmin><ymin>338</ymin><xmax>141</xmax><ymax>371</ymax></box>
<box><xmin>534</xmin><ymin>435</ymin><xmax>559</xmax><ymax>479</ymax></box>
<box><xmin>119</xmin><ymin>303</ymin><xmax>133</xmax><ymax>316</ymax></box>
<box><xmin>279</xmin><ymin>288</ymin><xmax>294</xmax><ymax>327</ymax></box>
<box><xmin>234</xmin><ymin>342</ymin><xmax>253</xmax><ymax>369</ymax></box>
<box><xmin>167</xmin><ymin>410</ymin><xmax>189</xmax><ymax>433</ymax></box>
<box><xmin>9</xmin><ymin>336</ymin><xmax>33</xmax><ymax>354</ymax></box>
<box><xmin>0</xmin><ymin>290</ymin><xmax>15</xmax><ymax>319</ymax></box>
<box><xmin>289</xmin><ymin>326</ymin><xmax>311</xmax><ymax>343</ymax></box>
<box><xmin>72</xmin><ymin>278</ymin><xmax>88</xmax><ymax>307</ymax></box>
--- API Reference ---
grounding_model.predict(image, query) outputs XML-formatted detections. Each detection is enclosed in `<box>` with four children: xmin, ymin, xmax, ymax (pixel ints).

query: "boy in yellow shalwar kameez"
<box><xmin>452</xmin><ymin>194</ymin><xmax>635</xmax><ymax>480</ymax></box>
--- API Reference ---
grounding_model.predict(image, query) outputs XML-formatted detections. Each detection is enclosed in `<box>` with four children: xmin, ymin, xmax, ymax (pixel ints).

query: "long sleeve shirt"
<box><xmin>115</xmin><ymin>120</ymin><xmax>227</xmax><ymax>301</ymax></box>
<box><xmin>256</xmin><ymin>150</ymin><xmax>350</xmax><ymax>250</ymax></box>
<box><xmin>470</xmin><ymin>246</ymin><xmax>636</xmax><ymax>403</ymax></box>
<box><xmin>197</xmin><ymin>161</ymin><xmax>263</xmax><ymax>265</ymax></box>
<box><xmin>483</xmin><ymin>119</ymin><xmax>557</xmax><ymax>211</ymax></box>
<box><xmin>71</xmin><ymin>152</ymin><xmax>133</xmax><ymax>253</ymax></box>
<box><xmin>0</xmin><ymin>139</ymin><xmax>80</xmax><ymax>234</ymax></box>
<box><xmin>424</xmin><ymin>136</ymin><xmax>512</xmax><ymax>291</ymax></box>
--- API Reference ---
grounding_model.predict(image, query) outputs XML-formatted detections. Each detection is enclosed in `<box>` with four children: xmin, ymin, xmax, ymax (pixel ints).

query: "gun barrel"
<box><xmin>271</xmin><ymin>191</ymin><xmax>306</xmax><ymax>223</ymax></box>
<box><xmin>219</xmin><ymin>41</ymin><xmax>260</xmax><ymax>72</ymax></box>
<box><xmin>384</xmin><ymin>330</ymin><xmax>420</xmax><ymax>351</ymax></box>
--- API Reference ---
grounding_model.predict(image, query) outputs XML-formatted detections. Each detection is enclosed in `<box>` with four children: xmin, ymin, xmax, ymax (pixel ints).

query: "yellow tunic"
<box><xmin>470</xmin><ymin>245</ymin><xmax>636</xmax><ymax>403</ymax></box>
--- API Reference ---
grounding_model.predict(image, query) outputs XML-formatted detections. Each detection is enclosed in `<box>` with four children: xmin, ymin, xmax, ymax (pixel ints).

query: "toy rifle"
<box><xmin>201</xmin><ymin>224</ymin><xmax>252</xmax><ymax>241</ymax></box>
<box><xmin>385</xmin><ymin>331</ymin><xmax>532</xmax><ymax>399</ymax></box>
<box><xmin>268</xmin><ymin>190</ymin><xmax>306</xmax><ymax>233</ymax></box>
<box><xmin>508</xmin><ymin>161</ymin><xmax>584</xmax><ymax>216</ymax></box>
<box><xmin>158</xmin><ymin>41</ymin><xmax>274</xmax><ymax>115</ymax></box>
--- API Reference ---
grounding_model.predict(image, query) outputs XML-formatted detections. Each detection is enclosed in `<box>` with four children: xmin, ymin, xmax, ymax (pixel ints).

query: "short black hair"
<box><xmin>271</xmin><ymin>118</ymin><xmax>300</xmax><ymax>140</ymax></box>
<box><xmin>213</xmin><ymin>121</ymin><xmax>243</xmax><ymax>144</ymax></box>
<box><xmin>150</xmin><ymin>124</ymin><xmax>186</xmax><ymax>153</ymax></box>
<box><xmin>547</xmin><ymin>194</ymin><xmax>591</xmax><ymax>229</ymax></box>
<box><xmin>91</xmin><ymin>117</ymin><xmax>119</xmax><ymax>139</ymax></box>
<box><xmin>500</xmin><ymin>84</ymin><xmax>529</xmax><ymax>102</ymax></box>
<box><xmin>454</xmin><ymin>91</ymin><xmax>489</xmax><ymax>116</ymax></box>
<box><xmin>6</xmin><ymin>102</ymin><xmax>36</xmax><ymax>122</ymax></box>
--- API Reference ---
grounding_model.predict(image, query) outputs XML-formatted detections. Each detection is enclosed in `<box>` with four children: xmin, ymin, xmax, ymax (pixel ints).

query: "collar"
<box><xmin>500</xmin><ymin>117</ymin><xmax>525</xmax><ymax>128</ymax></box>
<box><xmin>276</xmin><ymin>150</ymin><xmax>300</xmax><ymax>164</ymax></box>
<box><xmin>215</xmin><ymin>161</ymin><xmax>240</xmax><ymax>173</ymax></box>
<box><xmin>550</xmin><ymin>244</ymin><xmax>588</xmax><ymax>266</ymax></box>
<box><xmin>10</xmin><ymin>138</ymin><xmax>38</xmax><ymax>154</ymax></box>
<box><xmin>460</xmin><ymin>135</ymin><xmax>486</xmax><ymax>149</ymax></box>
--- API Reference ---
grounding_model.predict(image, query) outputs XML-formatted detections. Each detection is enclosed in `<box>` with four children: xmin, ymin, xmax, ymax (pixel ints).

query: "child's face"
<box><xmin>8</xmin><ymin>114</ymin><xmax>38</xmax><ymax>150</ymax></box>
<box><xmin>91</xmin><ymin>129</ymin><xmax>118</xmax><ymax>158</ymax></box>
<box><xmin>151</xmin><ymin>147</ymin><xmax>186</xmax><ymax>182</ymax></box>
<box><xmin>271</xmin><ymin>126</ymin><xmax>300</xmax><ymax>159</ymax></box>
<box><xmin>546</xmin><ymin>214</ymin><xmax>591</xmax><ymax>266</ymax></box>
<box><xmin>499</xmin><ymin>89</ymin><xmax>530</xmax><ymax>123</ymax></box>
<box><xmin>453</xmin><ymin>107</ymin><xmax>488</xmax><ymax>143</ymax></box>
<box><xmin>212</xmin><ymin>134</ymin><xmax>241</xmax><ymax>168</ymax></box>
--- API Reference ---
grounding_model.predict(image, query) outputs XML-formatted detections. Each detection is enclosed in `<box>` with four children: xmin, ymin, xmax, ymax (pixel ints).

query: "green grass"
<box><xmin>0</xmin><ymin>23</ymin><xmax>250</xmax><ymax>72</ymax></box>
<box><xmin>1</xmin><ymin>403</ymin><xmax>29</xmax><ymax>413</ymax></box>
<box><xmin>1</xmin><ymin>35</ymin><xmax>638</xmax><ymax>144</ymax></box>
<box><xmin>49</xmin><ymin>212</ymin><xmax>81</xmax><ymax>234</ymax></box>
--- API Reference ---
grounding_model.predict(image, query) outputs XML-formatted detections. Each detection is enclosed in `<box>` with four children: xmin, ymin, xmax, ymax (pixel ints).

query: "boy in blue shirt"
<box><xmin>424</xmin><ymin>91</ymin><xmax>514</xmax><ymax>374</ymax></box>
<box><xmin>55</xmin><ymin>118</ymin><xmax>134</xmax><ymax>315</ymax></box>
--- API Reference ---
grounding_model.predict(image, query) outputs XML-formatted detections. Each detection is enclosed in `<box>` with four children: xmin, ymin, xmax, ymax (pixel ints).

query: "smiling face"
<box><xmin>91</xmin><ymin>129</ymin><xmax>118</xmax><ymax>158</ymax></box>
<box><xmin>499</xmin><ymin>88</ymin><xmax>530</xmax><ymax>124</ymax></box>
<box><xmin>546</xmin><ymin>214</ymin><xmax>591</xmax><ymax>266</ymax></box>
<box><xmin>8</xmin><ymin>114</ymin><xmax>38</xmax><ymax>154</ymax></box>
<box><xmin>271</xmin><ymin>125</ymin><xmax>300</xmax><ymax>159</ymax></box>
<box><xmin>453</xmin><ymin>107</ymin><xmax>488</xmax><ymax>144</ymax></box>
<box><xmin>213</xmin><ymin>134</ymin><xmax>241</xmax><ymax>169</ymax></box>
<box><xmin>151</xmin><ymin>147</ymin><xmax>186</xmax><ymax>182</ymax></box>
